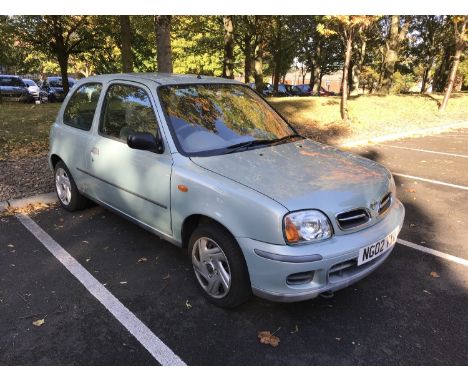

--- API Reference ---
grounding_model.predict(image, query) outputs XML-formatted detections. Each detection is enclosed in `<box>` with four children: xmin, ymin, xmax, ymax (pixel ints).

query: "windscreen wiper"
<box><xmin>224</xmin><ymin>134</ymin><xmax>304</xmax><ymax>154</ymax></box>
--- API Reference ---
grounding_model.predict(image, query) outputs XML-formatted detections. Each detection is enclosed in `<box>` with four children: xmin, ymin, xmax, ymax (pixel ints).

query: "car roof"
<box><xmin>0</xmin><ymin>74</ymin><xmax>21</xmax><ymax>78</ymax></box>
<box><xmin>80</xmin><ymin>73</ymin><xmax>241</xmax><ymax>86</ymax></box>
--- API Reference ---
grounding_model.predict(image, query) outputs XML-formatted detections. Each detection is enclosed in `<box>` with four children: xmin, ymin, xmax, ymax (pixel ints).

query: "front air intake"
<box><xmin>336</xmin><ymin>208</ymin><xmax>370</xmax><ymax>230</ymax></box>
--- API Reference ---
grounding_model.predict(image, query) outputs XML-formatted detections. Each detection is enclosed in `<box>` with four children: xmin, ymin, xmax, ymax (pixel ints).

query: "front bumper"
<box><xmin>237</xmin><ymin>199</ymin><xmax>405</xmax><ymax>302</ymax></box>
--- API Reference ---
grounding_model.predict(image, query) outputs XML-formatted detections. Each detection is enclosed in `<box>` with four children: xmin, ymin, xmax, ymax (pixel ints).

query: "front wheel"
<box><xmin>188</xmin><ymin>223</ymin><xmax>252</xmax><ymax>308</ymax></box>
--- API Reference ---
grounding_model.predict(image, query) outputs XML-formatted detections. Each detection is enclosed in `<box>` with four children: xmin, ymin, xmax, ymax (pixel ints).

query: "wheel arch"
<box><xmin>181</xmin><ymin>214</ymin><xmax>237</xmax><ymax>249</ymax></box>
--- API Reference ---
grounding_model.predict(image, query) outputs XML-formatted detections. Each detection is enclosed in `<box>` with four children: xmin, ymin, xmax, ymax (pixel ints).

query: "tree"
<box><xmin>319</xmin><ymin>16</ymin><xmax>377</xmax><ymax>120</ymax></box>
<box><xmin>381</xmin><ymin>16</ymin><xmax>411</xmax><ymax>94</ymax></box>
<box><xmin>222</xmin><ymin>16</ymin><xmax>234</xmax><ymax>78</ymax></box>
<box><xmin>119</xmin><ymin>16</ymin><xmax>133</xmax><ymax>72</ymax></box>
<box><xmin>439</xmin><ymin>16</ymin><xmax>467</xmax><ymax>112</ymax></box>
<box><xmin>11</xmin><ymin>16</ymin><xmax>96</xmax><ymax>94</ymax></box>
<box><xmin>154</xmin><ymin>16</ymin><xmax>173</xmax><ymax>73</ymax></box>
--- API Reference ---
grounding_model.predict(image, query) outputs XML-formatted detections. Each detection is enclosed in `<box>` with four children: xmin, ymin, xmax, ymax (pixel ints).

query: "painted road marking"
<box><xmin>397</xmin><ymin>239</ymin><xmax>468</xmax><ymax>267</ymax></box>
<box><xmin>379</xmin><ymin>144</ymin><xmax>468</xmax><ymax>159</ymax></box>
<box><xmin>393</xmin><ymin>173</ymin><xmax>468</xmax><ymax>191</ymax></box>
<box><xmin>16</xmin><ymin>213</ymin><xmax>186</xmax><ymax>366</ymax></box>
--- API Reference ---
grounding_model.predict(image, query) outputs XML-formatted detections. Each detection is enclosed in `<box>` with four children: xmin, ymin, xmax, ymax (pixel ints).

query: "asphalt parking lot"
<box><xmin>1</xmin><ymin>128</ymin><xmax>467</xmax><ymax>365</ymax></box>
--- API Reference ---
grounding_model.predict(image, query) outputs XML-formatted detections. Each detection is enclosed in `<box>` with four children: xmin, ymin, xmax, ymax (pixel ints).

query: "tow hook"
<box><xmin>320</xmin><ymin>290</ymin><xmax>334</xmax><ymax>299</ymax></box>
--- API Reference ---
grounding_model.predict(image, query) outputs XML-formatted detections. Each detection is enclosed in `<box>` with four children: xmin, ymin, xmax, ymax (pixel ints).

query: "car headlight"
<box><xmin>283</xmin><ymin>210</ymin><xmax>332</xmax><ymax>244</ymax></box>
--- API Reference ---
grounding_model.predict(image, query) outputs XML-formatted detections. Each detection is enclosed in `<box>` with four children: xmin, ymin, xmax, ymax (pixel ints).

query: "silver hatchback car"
<box><xmin>49</xmin><ymin>73</ymin><xmax>405</xmax><ymax>307</ymax></box>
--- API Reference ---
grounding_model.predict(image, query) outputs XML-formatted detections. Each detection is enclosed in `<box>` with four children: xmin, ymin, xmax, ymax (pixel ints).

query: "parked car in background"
<box><xmin>248</xmin><ymin>82</ymin><xmax>274</xmax><ymax>97</ymax></box>
<box><xmin>41</xmin><ymin>76</ymin><xmax>76</xmax><ymax>102</ymax></box>
<box><xmin>284</xmin><ymin>84</ymin><xmax>307</xmax><ymax>97</ymax></box>
<box><xmin>295</xmin><ymin>84</ymin><xmax>313</xmax><ymax>96</ymax></box>
<box><xmin>22</xmin><ymin>78</ymin><xmax>41</xmax><ymax>102</ymax></box>
<box><xmin>0</xmin><ymin>75</ymin><xmax>34</xmax><ymax>103</ymax></box>
<box><xmin>49</xmin><ymin>73</ymin><xmax>404</xmax><ymax>308</ymax></box>
<box><xmin>318</xmin><ymin>87</ymin><xmax>336</xmax><ymax>96</ymax></box>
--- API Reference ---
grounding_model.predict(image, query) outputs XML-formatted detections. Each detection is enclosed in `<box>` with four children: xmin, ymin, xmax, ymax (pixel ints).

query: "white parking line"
<box><xmin>397</xmin><ymin>239</ymin><xmax>468</xmax><ymax>267</ymax></box>
<box><xmin>16</xmin><ymin>213</ymin><xmax>186</xmax><ymax>366</ymax></box>
<box><xmin>392</xmin><ymin>173</ymin><xmax>468</xmax><ymax>191</ymax></box>
<box><xmin>379</xmin><ymin>144</ymin><xmax>468</xmax><ymax>159</ymax></box>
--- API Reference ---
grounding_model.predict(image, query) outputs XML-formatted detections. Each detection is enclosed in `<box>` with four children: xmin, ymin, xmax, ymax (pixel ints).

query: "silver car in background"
<box><xmin>49</xmin><ymin>73</ymin><xmax>405</xmax><ymax>307</ymax></box>
<box><xmin>22</xmin><ymin>78</ymin><xmax>40</xmax><ymax>102</ymax></box>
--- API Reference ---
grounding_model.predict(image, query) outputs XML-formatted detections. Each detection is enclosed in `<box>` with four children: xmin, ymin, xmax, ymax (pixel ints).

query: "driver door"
<box><xmin>87</xmin><ymin>81</ymin><xmax>173</xmax><ymax>236</ymax></box>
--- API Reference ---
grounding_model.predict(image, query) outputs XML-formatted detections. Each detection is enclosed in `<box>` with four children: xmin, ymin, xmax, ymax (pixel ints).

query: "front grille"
<box><xmin>336</xmin><ymin>208</ymin><xmax>370</xmax><ymax>230</ymax></box>
<box><xmin>378</xmin><ymin>192</ymin><xmax>392</xmax><ymax>215</ymax></box>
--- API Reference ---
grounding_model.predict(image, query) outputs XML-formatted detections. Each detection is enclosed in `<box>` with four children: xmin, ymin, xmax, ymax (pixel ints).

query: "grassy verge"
<box><xmin>0</xmin><ymin>102</ymin><xmax>61</xmax><ymax>160</ymax></box>
<box><xmin>269</xmin><ymin>92</ymin><xmax>468</xmax><ymax>144</ymax></box>
<box><xmin>1</xmin><ymin>93</ymin><xmax>467</xmax><ymax>160</ymax></box>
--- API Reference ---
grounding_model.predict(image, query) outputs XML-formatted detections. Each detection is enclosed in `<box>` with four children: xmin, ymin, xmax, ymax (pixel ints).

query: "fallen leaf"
<box><xmin>32</xmin><ymin>318</ymin><xmax>45</xmax><ymax>327</ymax></box>
<box><xmin>137</xmin><ymin>257</ymin><xmax>147</xmax><ymax>263</ymax></box>
<box><xmin>430</xmin><ymin>271</ymin><xmax>440</xmax><ymax>278</ymax></box>
<box><xmin>405</xmin><ymin>188</ymin><xmax>416</xmax><ymax>193</ymax></box>
<box><xmin>119</xmin><ymin>281</ymin><xmax>127</xmax><ymax>285</ymax></box>
<box><xmin>290</xmin><ymin>324</ymin><xmax>299</xmax><ymax>334</ymax></box>
<box><xmin>410</xmin><ymin>224</ymin><xmax>417</xmax><ymax>228</ymax></box>
<box><xmin>82</xmin><ymin>240</ymin><xmax>89</xmax><ymax>244</ymax></box>
<box><xmin>7</xmin><ymin>244</ymin><xmax>14</xmax><ymax>248</ymax></box>
<box><xmin>335</xmin><ymin>337</ymin><xmax>341</xmax><ymax>341</ymax></box>
<box><xmin>86</xmin><ymin>258</ymin><xmax>91</xmax><ymax>262</ymax></box>
<box><xmin>258</xmin><ymin>331</ymin><xmax>280</xmax><ymax>347</ymax></box>
<box><xmin>185</xmin><ymin>299</ymin><xmax>192</xmax><ymax>309</ymax></box>
<box><xmin>163</xmin><ymin>274</ymin><xmax>170</xmax><ymax>280</ymax></box>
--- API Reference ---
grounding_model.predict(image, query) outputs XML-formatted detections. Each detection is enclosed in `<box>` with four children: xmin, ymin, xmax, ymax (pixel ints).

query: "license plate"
<box><xmin>358</xmin><ymin>228</ymin><xmax>399</xmax><ymax>266</ymax></box>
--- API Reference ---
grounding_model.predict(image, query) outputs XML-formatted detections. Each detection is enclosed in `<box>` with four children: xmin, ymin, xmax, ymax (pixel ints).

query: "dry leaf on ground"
<box><xmin>258</xmin><ymin>331</ymin><xmax>280</xmax><ymax>347</ymax></box>
<box><xmin>32</xmin><ymin>318</ymin><xmax>45</xmax><ymax>327</ymax></box>
<box><xmin>137</xmin><ymin>257</ymin><xmax>147</xmax><ymax>263</ymax></box>
<box><xmin>430</xmin><ymin>271</ymin><xmax>440</xmax><ymax>278</ymax></box>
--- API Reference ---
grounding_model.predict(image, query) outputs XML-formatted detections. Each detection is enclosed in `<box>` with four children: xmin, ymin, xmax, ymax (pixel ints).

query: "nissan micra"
<box><xmin>49</xmin><ymin>73</ymin><xmax>405</xmax><ymax>307</ymax></box>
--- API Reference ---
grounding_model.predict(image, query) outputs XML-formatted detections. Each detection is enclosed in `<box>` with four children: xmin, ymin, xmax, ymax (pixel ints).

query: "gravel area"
<box><xmin>0</xmin><ymin>155</ymin><xmax>54</xmax><ymax>201</ymax></box>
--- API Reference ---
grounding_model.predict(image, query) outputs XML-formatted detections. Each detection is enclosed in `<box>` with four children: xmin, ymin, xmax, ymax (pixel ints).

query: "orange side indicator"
<box><xmin>178</xmin><ymin>184</ymin><xmax>189</xmax><ymax>192</ymax></box>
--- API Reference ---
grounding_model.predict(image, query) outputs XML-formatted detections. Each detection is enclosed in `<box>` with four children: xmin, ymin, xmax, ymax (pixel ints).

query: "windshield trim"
<box><xmin>156</xmin><ymin>82</ymin><xmax>298</xmax><ymax>158</ymax></box>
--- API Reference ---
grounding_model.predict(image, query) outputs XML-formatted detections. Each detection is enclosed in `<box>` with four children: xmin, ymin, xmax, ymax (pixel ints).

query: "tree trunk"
<box><xmin>420</xmin><ymin>65</ymin><xmax>431</xmax><ymax>93</ymax></box>
<box><xmin>272</xmin><ymin>16</ymin><xmax>282</xmax><ymax>92</ymax></box>
<box><xmin>381</xmin><ymin>16</ymin><xmax>410</xmax><ymax>94</ymax></box>
<box><xmin>433</xmin><ymin>43</ymin><xmax>454</xmax><ymax>92</ymax></box>
<box><xmin>119</xmin><ymin>16</ymin><xmax>133</xmax><ymax>73</ymax></box>
<box><xmin>244</xmin><ymin>33</ymin><xmax>252</xmax><ymax>83</ymax></box>
<box><xmin>154</xmin><ymin>16</ymin><xmax>173</xmax><ymax>73</ymax></box>
<box><xmin>57</xmin><ymin>52</ymin><xmax>70</xmax><ymax>95</ymax></box>
<box><xmin>439</xmin><ymin>17</ymin><xmax>467</xmax><ymax>112</ymax></box>
<box><xmin>222</xmin><ymin>16</ymin><xmax>234</xmax><ymax>79</ymax></box>
<box><xmin>254</xmin><ymin>36</ymin><xmax>264</xmax><ymax>93</ymax></box>
<box><xmin>341</xmin><ymin>36</ymin><xmax>353</xmax><ymax>121</ymax></box>
<box><xmin>350</xmin><ymin>38</ymin><xmax>366</xmax><ymax>96</ymax></box>
<box><xmin>311</xmin><ymin>44</ymin><xmax>321</xmax><ymax>94</ymax></box>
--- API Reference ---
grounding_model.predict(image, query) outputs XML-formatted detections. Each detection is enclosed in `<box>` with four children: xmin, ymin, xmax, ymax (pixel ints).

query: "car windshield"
<box><xmin>49</xmin><ymin>78</ymin><xmax>75</xmax><ymax>87</ymax></box>
<box><xmin>0</xmin><ymin>77</ymin><xmax>24</xmax><ymax>87</ymax></box>
<box><xmin>158</xmin><ymin>84</ymin><xmax>296</xmax><ymax>156</ymax></box>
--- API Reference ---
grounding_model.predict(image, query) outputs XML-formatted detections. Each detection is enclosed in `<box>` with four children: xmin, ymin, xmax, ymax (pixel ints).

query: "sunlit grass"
<box><xmin>269</xmin><ymin>93</ymin><xmax>468</xmax><ymax>143</ymax></box>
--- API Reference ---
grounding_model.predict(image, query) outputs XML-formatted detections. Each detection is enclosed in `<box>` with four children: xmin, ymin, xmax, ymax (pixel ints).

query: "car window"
<box><xmin>100</xmin><ymin>84</ymin><xmax>159</xmax><ymax>141</ymax></box>
<box><xmin>158</xmin><ymin>84</ymin><xmax>294</xmax><ymax>156</ymax></box>
<box><xmin>63</xmin><ymin>83</ymin><xmax>102</xmax><ymax>131</ymax></box>
<box><xmin>0</xmin><ymin>77</ymin><xmax>25</xmax><ymax>87</ymax></box>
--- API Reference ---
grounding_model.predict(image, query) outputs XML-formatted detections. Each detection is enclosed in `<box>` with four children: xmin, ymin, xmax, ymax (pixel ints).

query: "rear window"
<box><xmin>0</xmin><ymin>77</ymin><xmax>25</xmax><ymax>87</ymax></box>
<box><xmin>63</xmin><ymin>83</ymin><xmax>102</xmax><ymax>131</ymax></box>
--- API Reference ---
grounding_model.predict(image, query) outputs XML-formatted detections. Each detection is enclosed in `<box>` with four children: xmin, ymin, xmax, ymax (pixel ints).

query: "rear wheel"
<box><xmin>188</xmin><ymin>223</ymin><xmax>252</xmax><ymax>308</ymax></box>
<box><xmin>54</xmin><ymin>161</ymin><xmax>89</xmax><ymax>211</ymax></box>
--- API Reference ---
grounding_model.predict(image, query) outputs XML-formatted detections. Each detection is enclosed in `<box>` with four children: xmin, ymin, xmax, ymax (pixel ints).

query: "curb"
<box><xmin>338</xmin><ymin>120</ymin><xmax>468</xmax><ymax>148</ymax></box>
<box><xmin>0</xmin><ymin>192</ymin><xmax>57</xmax><ymax>213</ymax></box>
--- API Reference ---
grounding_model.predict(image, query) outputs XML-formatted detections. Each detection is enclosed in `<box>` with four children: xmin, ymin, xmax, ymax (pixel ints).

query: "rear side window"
<box><xmin>63</xmin><ymin>83</ymin><xmax>102</xmax><ymax>131</ymax></box>
<box><xmin>0</xmin><ymin>76</ymin><xmax>25</xmax><ymax>87</ymax></box>
<box><xmin>99</xmin><ymin>84</ymin><xmax>159</xmax><ymax>141</ymax></box>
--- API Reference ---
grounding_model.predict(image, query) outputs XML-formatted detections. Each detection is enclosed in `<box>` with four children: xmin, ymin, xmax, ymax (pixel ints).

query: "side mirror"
<box><xmin>127</xmin><ymin>132</ymin><xmax>164</xmax><ymax>154</ymax></box>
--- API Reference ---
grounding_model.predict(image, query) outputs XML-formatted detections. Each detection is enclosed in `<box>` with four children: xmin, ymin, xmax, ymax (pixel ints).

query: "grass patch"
<box><xmin>0</xmin><ymin>93</ymin><xmax>467</xmax><ymax>160</ymax></box>
<box><xmin>0</xmin><ymin>102</ymin><xmax>61</xmax><ymax>160</ymax></box>
<box><xmin>269</xmin><ymin>93</ymin><xmax>468</xmax><ymax>144</ymax></box>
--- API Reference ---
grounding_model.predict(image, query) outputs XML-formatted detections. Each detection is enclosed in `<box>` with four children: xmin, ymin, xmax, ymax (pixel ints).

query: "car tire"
<box><xmin>54</xmin><ymin>161</ymin><xmax>89</xmax><ymax>211</ymax></box>
<box><xmin>188</xmin><ymin>223</ymin><xmax>252</xmax><ymax>308</ymax></box>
